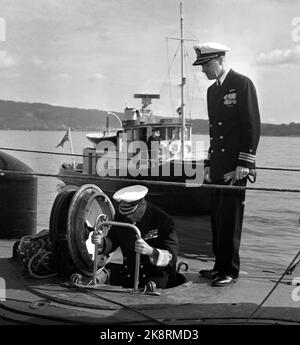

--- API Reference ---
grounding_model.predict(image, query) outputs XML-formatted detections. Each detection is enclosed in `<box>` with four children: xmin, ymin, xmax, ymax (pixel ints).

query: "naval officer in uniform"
<box><xmin>193</xmin><ymin>42</ymin><xmax>261</xmax><ymax>286</ymax></box>
<box><xmin>92</xmin><ymin>185</ymin><xmax>179</xmax><ymax>289</ymax></box>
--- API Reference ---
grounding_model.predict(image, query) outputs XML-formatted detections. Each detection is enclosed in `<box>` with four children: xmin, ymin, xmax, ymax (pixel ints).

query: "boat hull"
<box><xmin>58</xmin><ymin>163</ymin><xmax>211</xmax><ymax>215</ymax></box>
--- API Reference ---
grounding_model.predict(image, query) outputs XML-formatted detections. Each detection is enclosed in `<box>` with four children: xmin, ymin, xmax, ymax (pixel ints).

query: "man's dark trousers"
<box><xmin>210</xmin><ymin>178</ymin><xmax>247</xmax><ymax>278</ymax></box>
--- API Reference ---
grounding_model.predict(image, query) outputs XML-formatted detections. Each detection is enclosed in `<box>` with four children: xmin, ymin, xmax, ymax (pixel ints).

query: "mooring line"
<box><xmin>65</xmin><ymin>284</ymin><xmax>167</xmax><ymax>326</ymax></box>
<box><xmin>1</xmin><ymin>168</ymin><xmax>300</xmax><ymax>194</ymax></box>
<box><xmin>0</xmin><ymin>300</ymin><xmax>77</xmax><ymax>325</ymax></box>
<box><xmin>0</xmin><ymin>146</ymin><xmax>85</xmax><ymax>157</ymax></box>
<box><xmin>0</xmin><ymin>146</ymin><xmax>300</xmax><ymax>172</ymax></box>
<box><xmin>246</xmin><ymin>248</ymin><xmax>300</xmax><ymax>323</ymax></box>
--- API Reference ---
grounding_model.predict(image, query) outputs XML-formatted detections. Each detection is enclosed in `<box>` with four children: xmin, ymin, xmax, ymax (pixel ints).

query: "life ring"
<box><xmin>169</xmin><ymin>140</ymin><xmax>181</xmax><ymax>155</ymax></box>
<box><xmin>169</xmin><ymin>141</ymin><xmax>192</xmax><ymax>157</ymax></box>
<box><xmin>184</xmin><ymin>143</ymin><xmax>192</xmax><ymax>154</ymax></box>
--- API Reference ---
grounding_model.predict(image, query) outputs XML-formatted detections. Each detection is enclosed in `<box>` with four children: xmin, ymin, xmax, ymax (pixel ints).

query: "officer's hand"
<box><xmin>235</xmin><ymin>166</ymin><xmax>249</xmax><ymax>181</ymax></box>
<box><xmin>224</xmin><ymin>171</ymin><xmax>236</xmax><ymax>184</ymax></box>
<box><xmin>91</xmin><ymin>231</ymin><xmax>104</xmax><ymax>246</ymax></box>
<box><xmin>204</xmin><ymin>166</ymin><xmax>212</xmax><ymax>182</ymax></box>
<box><xmin>135</xmin><ymin>239</ymin><xmax>154</xmax><ymax>256</ymax></box>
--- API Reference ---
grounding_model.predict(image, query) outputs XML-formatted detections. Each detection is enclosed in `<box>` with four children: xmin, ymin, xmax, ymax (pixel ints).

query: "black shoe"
<box><xmin>211</xmin><ymin>275</ymin><xmax>237</xmax><ymax>287</ymax></box>
<box><xmin>199</xmin><ymin>269</ymin><xmax>219</xmax><ymax>279</ymax></box>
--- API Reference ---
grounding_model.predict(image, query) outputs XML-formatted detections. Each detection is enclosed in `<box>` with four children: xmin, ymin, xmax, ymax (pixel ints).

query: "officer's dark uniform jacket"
<box><xmin>101</xmin><ymin>202</ymin><xmax>178</xmax><ymax>289</ymax></box>
<box><xmin>205</xmin><ymin>69</ymin><xmax>261</xmax><ymax>181</ymax></box>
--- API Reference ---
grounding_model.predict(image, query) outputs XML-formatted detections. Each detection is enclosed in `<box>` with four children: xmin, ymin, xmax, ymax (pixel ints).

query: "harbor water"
<box><xmin>0</xmin><ymin>130</ymin><xmax>299</xmax><ymax>272</ymax></box>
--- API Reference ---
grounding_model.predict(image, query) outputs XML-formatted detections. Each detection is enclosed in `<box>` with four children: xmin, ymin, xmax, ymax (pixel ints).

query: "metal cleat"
<box><xmin>177</xmin><ymin>261</ymin><xmax>189</xmax><ymax>272</ymax></box>
<box><xmin>145</xmin><ymin>280</ymin><xmax>161</xmax><ymax>296</ymax></box>
<box><xmin>70</xmin><ymin>273</ymin><xmax>83</xmax><ymax>284</ymax></box>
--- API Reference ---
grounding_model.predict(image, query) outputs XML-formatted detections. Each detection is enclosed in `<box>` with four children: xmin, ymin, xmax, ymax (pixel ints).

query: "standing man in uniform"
<box><xmin>192</xmin><ymin>42</ymin><xmax>261</xmax><ymax>286</ymax></box>
<box><xmin>92</xmin><ymin>185</ymin><xmax>179</xmax><ymax>289</ymax></box>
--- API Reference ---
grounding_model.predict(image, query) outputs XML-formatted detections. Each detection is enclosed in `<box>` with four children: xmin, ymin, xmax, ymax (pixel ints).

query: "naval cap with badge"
<box><xmin>192</xmin><ymin>42</ymin><xmax>230</xmax><ymax>66</ymax></box>
<box><xmin>113</xmin><ymin>185</ymin><xmax>148</xmax><ymax>215</ymax></box>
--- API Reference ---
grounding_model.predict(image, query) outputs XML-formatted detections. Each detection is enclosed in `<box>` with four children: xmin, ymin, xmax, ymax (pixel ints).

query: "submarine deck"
<box><xmin>0</xmin><ymin>215</ymin><xmax>299</xmax><ymax>326</ymax></box>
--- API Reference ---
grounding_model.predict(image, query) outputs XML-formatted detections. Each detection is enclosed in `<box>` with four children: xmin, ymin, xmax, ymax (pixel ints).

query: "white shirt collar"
<box><xmin>217</xmin><ymin>68</ymin><xmax>230</xmax><ymax>85</ymax></box>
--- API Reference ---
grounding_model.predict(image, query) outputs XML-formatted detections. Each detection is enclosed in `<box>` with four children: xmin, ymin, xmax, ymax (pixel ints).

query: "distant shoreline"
<box><xmin>0</xmin><ymin>99</ymin><xmax>299</xmax><ymax>137</ymax></box>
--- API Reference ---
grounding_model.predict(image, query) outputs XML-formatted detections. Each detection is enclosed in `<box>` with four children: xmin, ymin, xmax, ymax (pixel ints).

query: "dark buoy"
<box><xmin>0</xmin><ymin>151</ymin><xmax>37</xmax><ymax>239</ymax></box>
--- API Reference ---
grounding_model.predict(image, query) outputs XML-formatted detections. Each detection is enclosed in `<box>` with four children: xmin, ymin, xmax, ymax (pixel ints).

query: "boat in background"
<box><xmin>58</xmin><ymin>94</ymin><xmax>211</xmax><ymax>214</ymax></box>
<box><xmin>58</xmin><ymin>3</ymin><xmax>211</xmax><ymax>214</ymax></box>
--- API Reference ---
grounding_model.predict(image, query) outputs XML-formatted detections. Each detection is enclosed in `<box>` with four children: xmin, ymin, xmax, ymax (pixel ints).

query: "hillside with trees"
<box><xmin>0</xmin><ymin>99</ymin><xmax>299</xmax><ymax>136</ymax></box>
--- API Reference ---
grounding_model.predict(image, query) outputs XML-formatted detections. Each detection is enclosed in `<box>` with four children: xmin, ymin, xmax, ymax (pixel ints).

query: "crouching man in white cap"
<box><xmin>92</xmin><ymin>185</ymin><xmax>179</xmax><ymax>289</ymax></box>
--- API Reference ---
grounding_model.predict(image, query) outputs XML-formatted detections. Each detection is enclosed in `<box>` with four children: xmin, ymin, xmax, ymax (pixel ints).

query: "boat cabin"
<box><xmin>83</xmin><ymin>94</ymin><xmax>193</xmax><ymax>175</ymax></box>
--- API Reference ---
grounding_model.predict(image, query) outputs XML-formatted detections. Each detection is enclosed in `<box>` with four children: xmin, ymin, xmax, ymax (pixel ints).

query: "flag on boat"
<box><xmin>56</xmin><ymin>128</ymin><xmax>70</xmax><ymax>148</ymax></box>
<box><xmin>176</xmin><ymin>106</ymin><xmax>182</xmax><ymax>117</ymax></box>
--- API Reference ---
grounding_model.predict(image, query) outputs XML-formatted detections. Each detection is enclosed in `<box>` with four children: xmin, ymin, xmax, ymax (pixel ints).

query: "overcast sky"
<box><xmin>0</xmin><ymin>0</ymin><xmax>299</xmax><ymax>123</ymax></box>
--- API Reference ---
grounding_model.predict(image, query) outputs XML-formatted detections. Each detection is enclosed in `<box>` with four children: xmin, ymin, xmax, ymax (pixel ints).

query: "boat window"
<box><xmin>133</xmin><ymin>129</ymin><xmax>137</xmax><ymax>140</ymax></box>
<box><xmin>159</xmin><ymin>127</ymin><xmax>166</xmax><ymax>140</ymax></box>
<box><xmin>185</xmin><ymin>127</ymin><xmax>191</xmax><ymax>140</ymax></box>
<box><xmin>133</xmin><ymin>127</ymin><xmax>147</xmax><ymax>141</ymax></box>
<box><xmin>170</xmin><ymin>127</ymin><xmax>179</xmax><ymax>140</ymax></box>
<box><xmin>126</xmin><ymin>129</ymin><xmax>133</xmax><ymax>141</ymax></box>
<box><xmin>175</xmin><ymin>127</ymin><xmax>190</xmax><ymax>140</ymax></box>
<box><xmin>166</xmin><ymin>127</ymin><xmax>172</xmax><ymax>140</ymax></box>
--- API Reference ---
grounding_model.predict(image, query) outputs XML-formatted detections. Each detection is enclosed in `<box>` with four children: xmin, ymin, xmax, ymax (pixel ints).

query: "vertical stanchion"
<box><xmin>93</xmin><ymin>242</ymin><xmax>98</xmax><ymax>285</ymax></box>
<box><xmin>134</xmin><ymin>252</ymin><xmax>140</xmax><ymax>292</ymax></box>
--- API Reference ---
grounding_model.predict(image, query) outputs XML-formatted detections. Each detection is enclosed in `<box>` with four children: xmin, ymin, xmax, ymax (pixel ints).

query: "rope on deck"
<box><xmin>246</xmin><ymin>248</ymin><xmax>300</xmax><ymax>323</ymax></box>
<box><xmin>0</xmin><ymin>146</ymin><xmax>300</xmax><ymax>172</ymax></box>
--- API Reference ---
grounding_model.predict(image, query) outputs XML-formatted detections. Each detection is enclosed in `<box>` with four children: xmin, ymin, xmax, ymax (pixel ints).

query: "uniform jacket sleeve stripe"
<box><xmin>150</xmin><ymin>249</ymin><xmax>173</xmax><ymax>267</ymax></box>
<box><xmin>239</xmin><ymin>152</ymin><xmax>256</xmax><ymax>159</ymax></box>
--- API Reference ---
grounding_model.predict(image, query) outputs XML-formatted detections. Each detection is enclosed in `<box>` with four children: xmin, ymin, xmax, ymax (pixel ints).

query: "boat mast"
<box><xmin>105</xmin><ymin>114</ymin><xmax>109</xmax><ymax>136</ymax></box>
<box><xmin>168</xmin><ymin>2</ymin><xmax>198</xmax><ymax>159</ymax></box>
<box><xmin>180</xmin><ymin>2</ymin><xmax>185</xmax><ymax>161</ymax></box>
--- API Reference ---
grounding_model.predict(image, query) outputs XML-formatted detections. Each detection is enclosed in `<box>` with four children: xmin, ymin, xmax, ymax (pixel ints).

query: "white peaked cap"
<box><xmin>195</xmin><ymin>42</ymin><xmax>230</xmax><ymax>54</ymax></box>
<box><xmin>113</xmin><ymin>185</ymin><xmax>148</xmax><ymax>203</ymax></box>
<box><xmin>193</xmin><ymin>42</ymin><xmax>230</xmax><ymax>66</ymax></box>
<box><xmin>113</xmin><ymin>185</ymin><xmax>149</xmax><ymax>215</ymax></box>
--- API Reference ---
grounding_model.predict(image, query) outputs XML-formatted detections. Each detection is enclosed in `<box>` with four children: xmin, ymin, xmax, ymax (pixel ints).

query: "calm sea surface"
<box><xmin>0</xmin><ymin>130</ymin><xmax>299</xmax><ymax>271</ymax></box>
